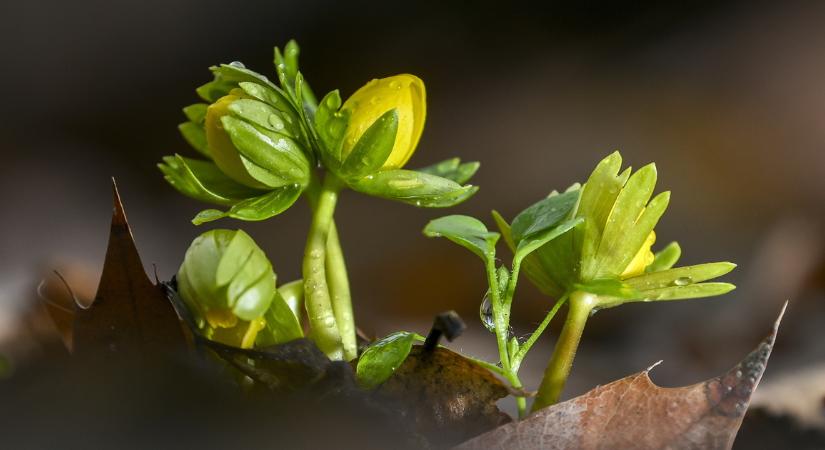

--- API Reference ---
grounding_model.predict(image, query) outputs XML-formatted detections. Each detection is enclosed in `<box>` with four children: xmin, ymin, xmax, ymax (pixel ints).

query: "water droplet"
<box><xmin>673</xmin><ymin>276</ymin><xmax>692</xmax><ymax>286</ymax></box>
<box><xmin>369</xmin><ymin>96</ymin><xmax>381</xmax><ymax>105</ymax></box>
<box><xmin>388</xmin><ymin>80</ymin><xmax>401</xmax><ymax>90</ymax></box>
<box><xmin>735</xmin><ymin>370</ymin><xmax>743</xmax><ymax>378</ymax></box>
<box><xmin>323</xmin><ymin>317</ymin><xmax>336</xmax><ymax>328</ymax></box>
<box><xmin>229</xmin><ymin>61</ymin><xmax>245</xmax><ymax>68</ymax></box>
<box><xmin>310</xmin><ymin>249</ymin><xmax>323</xmax><ymax>260</ymax></box>
<box><xmin>479</xmin><ymin>291</ymin><xmax>496</xmax><ymax>333</ymax></box>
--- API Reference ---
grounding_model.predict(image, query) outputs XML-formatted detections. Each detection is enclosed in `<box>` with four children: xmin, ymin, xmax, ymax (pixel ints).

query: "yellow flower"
<box><xmin>205</xmin><ymin>90</ymin><xmax>266</xmax><ymax>188</ymax></box>
<box><xmin>341</xmin><ymin>74</ymin><xmax>426</xmax><ymax>169</ymax></box>
<box><xmin>621</xmin><ymin>230</ymin><xmax>656</xmax><ymax>278</ymax></box>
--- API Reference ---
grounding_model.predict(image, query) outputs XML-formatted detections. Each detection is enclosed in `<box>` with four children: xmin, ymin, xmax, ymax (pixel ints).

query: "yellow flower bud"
<box><xmin>205</xmin><ymin>90</ymin><xmax>267</xmax><ymax>188</ymax></box>
<box><xmin>621</xmin><ymin>230</ymin><xmax>656</xmax><ymax>278</ymax></box>
<box><xmin>341</xmin><ymin>74</ymin><xmax>426</xmax><ymax>170</ymax></box>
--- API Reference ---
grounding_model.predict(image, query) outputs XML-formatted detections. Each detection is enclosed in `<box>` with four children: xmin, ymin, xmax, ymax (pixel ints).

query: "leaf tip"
<box><xmin>645</xmin><ymin>359</ymin><xmax>664</xmax><ymax>373</ymax></box>
<box><xmin>111</xmin><ymin>177</ymin><xmax>128</xmax><ymax>226</ymax></box>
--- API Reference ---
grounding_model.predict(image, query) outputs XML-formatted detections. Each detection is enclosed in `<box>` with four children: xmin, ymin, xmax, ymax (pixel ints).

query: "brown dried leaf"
<box><xmin>456</xmin><ymin>304</ymin><xmax>786</xmax><ymax>450</ymax></box>
<box><xmin>374</xmin><ymin>345</ymin><xmax>511</xmax><ymax>447</ymax></box>
<box><xmin>70</xmin><ymin>180</ymin><xmax>185</xmax><ymax>358</ymax></box>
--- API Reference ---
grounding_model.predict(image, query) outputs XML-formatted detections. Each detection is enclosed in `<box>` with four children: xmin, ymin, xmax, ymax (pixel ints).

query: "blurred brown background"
<box><xmin>1</xmin><ymin>0</ymin><xmax>824</xmax><ymax>422</ymax></box>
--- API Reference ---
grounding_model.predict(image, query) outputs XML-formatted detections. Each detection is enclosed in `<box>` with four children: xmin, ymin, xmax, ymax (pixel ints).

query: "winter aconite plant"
<box><xmin>424</xmin><ymin>151</ymin><xmax>735</xmax><ymax>417</ymax></box>
<box><xmin>160</xmin><ymin>41</ymin><xmax>479</xmax><ymax>360</ymax></box>
<box><xmin>160</xmin><ymin>40</ymin><xmax>737</xmax><ymax>424</ymax></box>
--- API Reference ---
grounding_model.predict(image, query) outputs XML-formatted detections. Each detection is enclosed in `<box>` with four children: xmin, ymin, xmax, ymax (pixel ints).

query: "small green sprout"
<box><xmin>177</xmin><ymin>229</ymin><xmax>302</xmax><ymax>349</ymax></box>
<box><xmin>425</xmin><ymin>151</ymin><xmax>736</xmax><ymax>417</ymax></box>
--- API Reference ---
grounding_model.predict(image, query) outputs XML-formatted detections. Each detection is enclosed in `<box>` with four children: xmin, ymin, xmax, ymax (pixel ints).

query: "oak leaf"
<box><xmin>69</xmin><ymin>180</ymin><xmax>186</xmax><ymax>358</ymax></box>
<box><xmin>456</xmin><ymin>304</ymin><xmax>786</xmax><ymax>450</ymax></box>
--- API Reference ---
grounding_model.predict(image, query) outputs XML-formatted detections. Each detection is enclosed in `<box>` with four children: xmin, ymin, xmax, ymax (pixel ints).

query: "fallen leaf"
<box><xmin>373</xmin><ymin>345</ymin><xmax>511</xmax><ymax>447</ymax></box>
<box><xmin>455</xmin><ymin>303</ymin><xmax>786</xmax><ymax>450</ymax></box>
<box><xmin>70</xmin><ymin>179</ymin><xmax>186</xmax><ymax>358</ymax></box>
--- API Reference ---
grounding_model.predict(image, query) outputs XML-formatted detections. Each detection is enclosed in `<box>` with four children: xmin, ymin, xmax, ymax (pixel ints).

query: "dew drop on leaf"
<box><xmin>673</xmin><ymin>276</ymin><xmax>693</xmax><ymax>286</ymax></box>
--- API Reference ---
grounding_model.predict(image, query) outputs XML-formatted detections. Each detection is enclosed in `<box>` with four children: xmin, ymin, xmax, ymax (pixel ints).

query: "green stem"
<box><xmin>303</xmin><ymin>175</ymin><xmax>344</xmax><ymax>359</ymax></box>
<box><xmin>504</xmin><ymin>372</ymin><xmax>527</xmax><ymax>419</ymax></box>
<box><xmin>325</xmin><ymin>223</ymin><xmax>357</xmax><ymax>360</ymax></box>
<box><xmin>484</xmin><ymin>258</ymin><xmax>510</xmax><ymax>371</ymax></box>
<box><xmin>511</xmin><ymin>293</ymin><xmax>569</xmax><ymax>372</ymax></box>
<box><xmin>531</xmin><ymin>290</ymin><xmax>596</xmax><ymax>412</ymax></box>
<box><xmin>486</xmin><ymin>258</ymin><xmax>530</xmax><ymax>418</ymax></box>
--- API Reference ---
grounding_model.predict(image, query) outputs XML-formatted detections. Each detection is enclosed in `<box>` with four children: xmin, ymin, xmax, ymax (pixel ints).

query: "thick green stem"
<box><xmin>303</xmin><ymin>175</ymin><xmax>344</xmax><ymax>359</ymax></box>
<box><xmin>325</xmin><ymin>223</ymin><xmax>357</xmax><ymax>360</ymax></box>
<box><xmin>531</xmin><ymin>290</ymin><xmax>596</xmax><ymax>412</ymax></box>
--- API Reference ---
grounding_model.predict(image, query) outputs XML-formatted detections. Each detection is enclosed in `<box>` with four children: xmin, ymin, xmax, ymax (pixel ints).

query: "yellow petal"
<box><xmin>341</xmin><ymin>74</ymin><xmax>426</xmax><ymax>169</ymax></box>
<box><xmin>205</xmin><ymin>91</ymin><xmax>267</xmax><ymax>188</ymax></box>
<box><xmin>621</xmin><ymin>231</ymin><xmax>656</xmax><ymax>278</ymax></box>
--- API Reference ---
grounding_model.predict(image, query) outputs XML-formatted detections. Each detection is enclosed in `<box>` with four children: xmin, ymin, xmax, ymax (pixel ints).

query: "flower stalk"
<box><xmin>531</xmin><ymin>290</ymin><xmax>596</xmax><ymax>411</ymax></box>
<box><xmin>303</xmin><ymin>174</ymin><xmax>345</xmax><ymax>360</ymax></box>
<box><xmin>325</xmin><ymin>222</ymin><xmax>357</xmax><ymax>360</ymax></box>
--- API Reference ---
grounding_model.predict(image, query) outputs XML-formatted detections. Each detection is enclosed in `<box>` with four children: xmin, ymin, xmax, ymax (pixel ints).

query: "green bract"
<box><xmin>177</xmin><ymin>229</ymin><xmax>302</xmax><ymax>349</ymax></box>
<box><xmin>356</xmin><ymin>331</ymin><xmax>416</xmax><ymax>389</ymax></box>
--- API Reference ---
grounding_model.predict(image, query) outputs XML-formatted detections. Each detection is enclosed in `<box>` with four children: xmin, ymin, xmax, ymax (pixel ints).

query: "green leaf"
<box><xmin>228</xmin><ymin>98</ymin><xmax>296</xmax><ymax>138</ymax></box>
<box><xmin>423</xmin><ymin>215</ymin><xmax>499</xmax><ymax>261</ymax></box>
<box><xmin>496</xmin><ymin>266</ymin><xmax>510</xmax><ymax>297</ymax></box>
<box><xmin>213</xmin><ymin>63</ymin><xmax>278</xmax><ymax>91</ymax></box>
<box><xmin>491</xmin><ymin>210</ymin><xmax>516</xmax><ymax>253</ymax></box>
<box><xmin>515</xmin><ymin>217</ymin><xmax>583</xmax><ymax>263</ymax></box>
<box><xmin>221</xmin><ymin>116</ymin><xmax>310</xmax><ymax>188</ymax></box>
<box><xmin>622</xmin><ymin>282</ymin><xmax>736</xmax><ymax>305</ymax></box>
<box><xmin>573</xmin><ymin>278</ymin><xmax>639</xmax><ymax>299</ymax></box>
<box><xmin>232</xmin><ymin>270</ymin><xmax>275</xmax><ymax>320</ymax></box>
<box><xmin>177</xmin><ymin>229</ymin><xmax>276</xmax><ymax>322</ymax></box>
<box><xmin>158</xmin><ymin>155</ymin><xmax>265</xmax><ymax>206</ymax></box>
<box><xmin>192</xmin><ymin>184</ymin><xmax>302</xmax><ymax>225</ymax></box>
<box><xmin>277</xmin><ymin>279</ymin><xmax>304</xmax><ymax>320</ymax></box>
<box><xmin>196</xmin><ymin>78</ymin><xmax>235</xmax><ymax>103</ymax></box>
<box><xmin>183</xmin><ymin>103</ymin><xmax>208</xmax><ymax>124</ymax></box>
<box><xmin>351</xmin><ymin>169</ymin><xmax>478</xmax><ymax>208</ymax></box>
<box><xmin>417</xmin><ymin>158</ymin><xmax>480</xmax><ymax>185</ymax></box>
<box><xmin>256</xmin><ymin>289</ymin><xmax>304</xmax><ymax>346</ymax></box>
<box><xmin>589</xmin><ymin>163</ymin><xmax>658</xmax><ymax>279</ymax></box>
<box><xmin>314</xmin><ymin>90</ymin><xmax>349</xmax><ymax>166</ymax></box>
<box><xmin>647</xmin><ymin>241</ymin><xmax>682</xmax><ymax>273</ymax></box>
<box><xmin>625</xmin><ymin>262</ymin><xmax>736</xmax><ymax>290</ymax></box>
<box><xmin>215</xmin><ymin>229</ymin><xmax>258</xmax><ymax>286</ymax></box>
<box><xmin>226</xmin><ymin>247</ymin><xmax>272</xmax><ymax>316</ymax></box>
<box><xmin>575</xmin><ymin>152</ymin><xmax>629</xmax><ymax>272</ymax></box>
<box><xmin>495</xmin><ymin>209</ymin><xmax>576</xmax><ymax>297</ymax></box>
<box><xmin>282</xmin><ymin>40</ymin><xmax>300</xmax><ymax>85</ymax></box>
<box><xmin>178</xmin><ymin>122</ymin><xmax>210</xmax><ymax>158</ymax></box>
<box><xmin>511</xmin><ymin>189</ymin><xmax>580</xmax><ymax>244</ymax></box>
<box><xmin>356</xmin><ymin>331</ymin><xmax>416</xmax><ymax>389</ymax></box>
<box><xmin>340</xmin><ymin>109</ymin><xmax>399</xmax><ymax>179</ymax></box>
